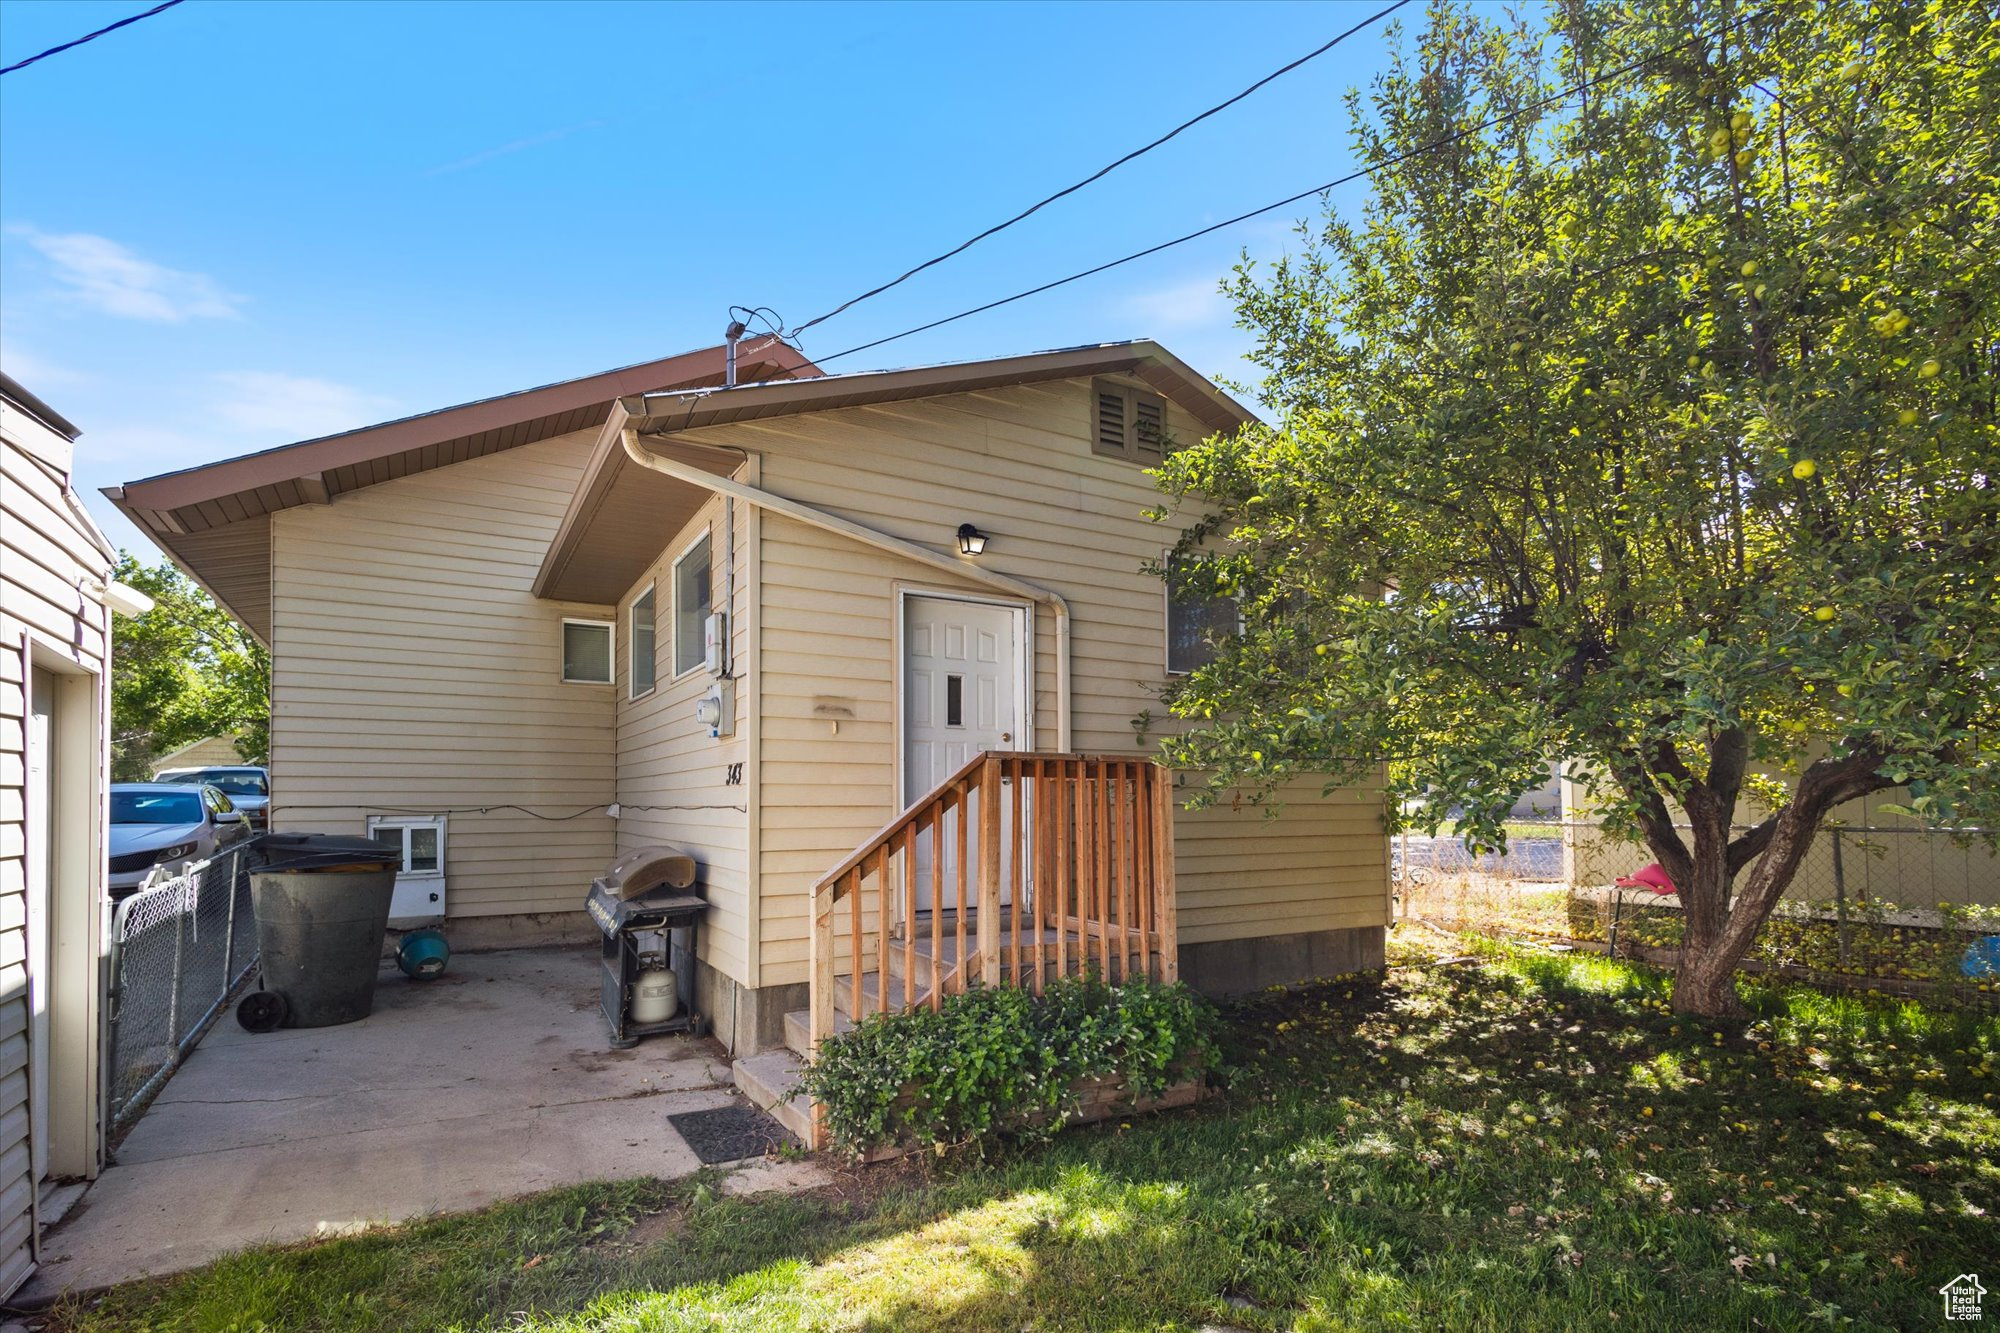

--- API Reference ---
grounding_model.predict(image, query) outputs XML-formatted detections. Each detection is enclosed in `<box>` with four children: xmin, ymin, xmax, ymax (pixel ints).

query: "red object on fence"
<box><xmin>1615</xmin><ymin>862</ymin><xmax>1678</xmax><ymax>896</ymax></box>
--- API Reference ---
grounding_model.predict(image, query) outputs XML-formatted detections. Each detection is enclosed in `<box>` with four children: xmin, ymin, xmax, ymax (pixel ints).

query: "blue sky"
<box><xmin>1</xmin><ymin>0</ymin><xmax>1412</xmax><ymax>556</ymax></box>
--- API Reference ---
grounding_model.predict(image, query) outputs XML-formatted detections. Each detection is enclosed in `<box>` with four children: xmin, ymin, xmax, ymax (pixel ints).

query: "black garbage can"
<box><xmin>248</xmin><ymin>834</ymin><xmax>402</xmax><ymax>1028</ymax></box>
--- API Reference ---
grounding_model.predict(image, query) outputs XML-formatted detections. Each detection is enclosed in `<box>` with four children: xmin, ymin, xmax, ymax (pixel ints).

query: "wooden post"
<box><xmin>926</xmin><ymin>812</ymin><xmax>941</xmax><ymax>1009</ymax></box>
<box><xmin>1152</xmin><ymin>761</ymin><xmax>1179</xmax><ymax>982</ymax></box>
<box><xmin>810</xmin><ymin>881</ymin><xmax>836</xmax><ymax>1049</ymax></box>
<box><xmin>979</xmin><ymin>754</ymin><xmax>1002</xmax><ymax>986</ymax></box>
<box><xmin>1136</xmin><ymin>766</ymin><xmax>1155</xmax><ymax>981</ymax></box>
<box><xmin>848</xmin><ymin>867</ymin><xmax>862</xmax><ymax>1022</ymax></box>
<box><xmin>1053</xmin><ymin>760</ymin><xmax>1068</xmax><ymax>983</ymax></box>
<box><xmin>1009</xmin><ymin>758</ymin><xmax>1025</xmax><ymax>988</ymax></box>
<box><xmin>874</xmin><ymin>844</ymin><xmax>890</xmax><ymax>1016</ymax></box>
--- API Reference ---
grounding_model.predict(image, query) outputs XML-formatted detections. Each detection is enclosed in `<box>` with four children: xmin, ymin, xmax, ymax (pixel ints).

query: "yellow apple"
<box><xmin>1814</xmin><ymin>606</ymin><xmax>1836</xmax><ymax>622</ymax></box>
<box><xmin>1792</xmin><ymin>459</ymin><xmax>1818</xmax><ymax>479</ymax></box>
<box><xmin>1918</xmin><ymin>359</ymin><xmax>1940</xmax><ymax>379</ymax></box>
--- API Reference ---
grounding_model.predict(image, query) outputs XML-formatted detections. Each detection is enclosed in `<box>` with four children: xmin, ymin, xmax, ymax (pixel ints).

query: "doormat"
<box><xmin>668</xmin><ymin>1104</ymin><xmax>791</xmax><ymax>1163</ymax></box>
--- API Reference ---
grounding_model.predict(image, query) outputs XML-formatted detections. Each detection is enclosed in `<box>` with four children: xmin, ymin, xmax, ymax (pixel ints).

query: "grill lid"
<box><xmin>599</xmin><ymin>846</ymin><xmax>698</xmax><ymax>901</ymax></box>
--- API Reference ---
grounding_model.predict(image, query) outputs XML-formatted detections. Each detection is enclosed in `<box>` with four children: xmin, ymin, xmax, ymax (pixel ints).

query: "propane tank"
<box><xmin>632</xmin><ymin>958</ymin><xmax>679</xmax><ymax>1024</ymax></box>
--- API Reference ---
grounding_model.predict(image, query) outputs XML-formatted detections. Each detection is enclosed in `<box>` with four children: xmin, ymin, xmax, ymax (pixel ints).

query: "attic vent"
<box><xmin>1091</xmin><ymin>379</ymin><xmax>1171</xmax><ymax>464</ymax></box>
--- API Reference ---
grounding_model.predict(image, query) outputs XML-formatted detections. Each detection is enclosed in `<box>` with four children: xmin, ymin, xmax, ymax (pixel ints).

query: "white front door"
<box><xmin>904</xmin><ymin>595</ymin><xmax>1025</xmax><ymax>912</ymax></box>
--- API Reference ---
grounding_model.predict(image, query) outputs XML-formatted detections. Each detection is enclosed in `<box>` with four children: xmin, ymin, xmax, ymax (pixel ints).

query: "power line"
<box><xmin>813</xmin><ymin>5</ymin><xmax>1776</xmax><ymax>367</ymax></box>
<box><xmin>789</xmin><ymin>0</ymin><xmax>1414</xmax><ymax>340</ymax></box>
<box><xmin>0</xmin><ymin>0</ymin><xmax>187</xmax><ymax>77</ymax></box>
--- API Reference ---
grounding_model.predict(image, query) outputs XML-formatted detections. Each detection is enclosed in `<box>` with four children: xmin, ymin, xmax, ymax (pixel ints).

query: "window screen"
<box><xmin>674</xmin><ymin>534</ymin><xmax>713</xmax><ymax>675</ymax></box>
<box><xmin>631</xmin><ymin>586</ymin><xmax>657</xmax><ymax>696</ymax></box>
<box><xmin>1166</xmin><ymin>561</ymin><xmax>1239</xmax><ymax>675</ymax></box>
<box><xmin>562</xmin><ymin>620</ymin><xmax>613</xmax><ymax>683</ymax></box>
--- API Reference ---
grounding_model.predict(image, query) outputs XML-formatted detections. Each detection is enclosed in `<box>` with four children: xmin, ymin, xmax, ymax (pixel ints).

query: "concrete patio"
<box><xmin>23</xmin><ymin>946</ymin><xmax>827</xmax><ymax>1300</ymax></box>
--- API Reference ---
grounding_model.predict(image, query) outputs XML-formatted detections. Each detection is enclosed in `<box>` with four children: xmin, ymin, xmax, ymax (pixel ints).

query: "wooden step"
<box><xmin>730</xmin><ymin>1051</ymin><xmax>811</xmax><ymax>1144</ymax></box>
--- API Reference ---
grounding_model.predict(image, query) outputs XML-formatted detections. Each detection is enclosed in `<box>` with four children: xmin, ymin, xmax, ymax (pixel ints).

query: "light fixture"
<box><xmin>956</xmin><ymin>523</ymin><xmax>988</xmax><ymax>556</ymax></box>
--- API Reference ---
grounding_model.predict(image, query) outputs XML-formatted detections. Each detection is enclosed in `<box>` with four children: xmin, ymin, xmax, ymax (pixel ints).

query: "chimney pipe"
<box><xmin>724</xmin><ymin>319</ymin><xmax>748</xmax><ymax>388</ymax></box>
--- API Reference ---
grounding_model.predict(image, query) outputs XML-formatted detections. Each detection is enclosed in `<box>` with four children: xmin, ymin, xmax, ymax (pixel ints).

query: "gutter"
<box><xmin>620</xmin><ymin>427</ymin><xmax>1073</xmax><ymax>752</ymax></box>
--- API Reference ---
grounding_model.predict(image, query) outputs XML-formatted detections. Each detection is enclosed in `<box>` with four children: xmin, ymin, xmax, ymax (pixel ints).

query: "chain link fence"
<box><xmin>104</xmin><ymin>839</ymin><xmax>263</xmax><ymax>1135</ymax></box>
<box><xmin>1396</xmin><ymin>819</ymin><xmax>2000</xmax><ymax>1007</ymax></box>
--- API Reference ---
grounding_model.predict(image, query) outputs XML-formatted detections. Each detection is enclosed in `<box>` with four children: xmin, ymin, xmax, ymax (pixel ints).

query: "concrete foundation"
<box><xmin>695</xmin><ymin>960</ymin><xmax>808</xmax><ymax>1056</ymax></box>
<box><xmin>414</xmin><ymin>909</ymin><xmax>598</xmax><ymax>953</ymax></box>
<box><xmin>1176</xmin><ymin>925</ymin><xmax>1386</xmax><ymax>996</ymax></box>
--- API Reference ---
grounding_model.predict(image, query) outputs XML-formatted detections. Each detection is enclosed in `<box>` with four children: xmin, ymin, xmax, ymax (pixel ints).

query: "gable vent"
<box><xmin>1091</xmin><ymin>378</ymin><xmax>1170</xmax><ymax>464</ymax></box>
<box><xmin>1096</xmin><ymin>388</ymin><xmax>1127</xmax><ymax>455</ymax></box>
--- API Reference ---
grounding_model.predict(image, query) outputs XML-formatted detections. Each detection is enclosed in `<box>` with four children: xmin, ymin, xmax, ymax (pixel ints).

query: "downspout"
<box><xmin>621</xmin><ymin>428</ymin><xmax>1072</xmax><ymax>751</ymax></box>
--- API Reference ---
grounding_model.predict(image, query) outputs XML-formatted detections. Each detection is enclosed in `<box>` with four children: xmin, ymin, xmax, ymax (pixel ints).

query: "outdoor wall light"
<box><xmin>956</xmin><ymin>523</ymin><xmax>988</xmax><ymax>556</ymax></box>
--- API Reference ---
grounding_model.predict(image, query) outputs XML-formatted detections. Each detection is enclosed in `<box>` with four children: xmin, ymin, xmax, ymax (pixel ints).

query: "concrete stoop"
<box><xmin>730</xmin><ymin>1051</ymin><xmax>813</xmax><ymax>1143</ymax></box>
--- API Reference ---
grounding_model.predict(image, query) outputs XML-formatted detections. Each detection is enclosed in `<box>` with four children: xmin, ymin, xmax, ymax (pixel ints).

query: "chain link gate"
<box><xmin>103</xmin><ymin>839</ymin><xmax>263</xmax><ymax>1135</ymax></box>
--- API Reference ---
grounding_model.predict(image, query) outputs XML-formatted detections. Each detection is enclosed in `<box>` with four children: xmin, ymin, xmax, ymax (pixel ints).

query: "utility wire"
<box><xmin>0</xmin><ymin>0</ymin><xmax>187</xmax><ymax>77</ymax></box>
<box><xmin>812</xmin><ymin>5</ymin><xmax>1775</xmax><ymax>367</ymax></box>
<box><xmin>788</xmin><ymin>0</ymin><xmax>1414</xmax><ymax>339</ymax></box>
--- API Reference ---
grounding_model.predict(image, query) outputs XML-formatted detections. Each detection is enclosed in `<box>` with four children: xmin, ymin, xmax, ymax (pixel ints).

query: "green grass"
<box><xmin>60</xmin><ymin>931</ymin><xmax>2000</xmax><ymax>1332</ymax></box>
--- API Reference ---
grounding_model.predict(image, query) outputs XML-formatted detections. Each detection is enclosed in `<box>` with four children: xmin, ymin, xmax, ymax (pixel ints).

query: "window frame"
<box><xmin>560</xmin><ymin>617</ymin><xmax>615</xmax><ymax>685</ymax></box>
<box><xmin>366</xmin><ymin>813</ymin><xmax>447</xmax><ymax>876</ymax></box>
<box><xmin>671</xmin><ymin>529</ymin><xmax>715</xmax><ymax>680</ymax></box>
<box><xmin>629</xmin><ymin>583</ymin><xmax>658</xmax><ymax>699</ymax></box>
<box><xmin>1162</xmin><ymin>550</ymin><xmax>1243</xmax><ymax>677</ymax></box>
<box><xmin>1090</xmin><ymin>378</ymin><xmax>1169</xmax><ymax>465</ymax></box>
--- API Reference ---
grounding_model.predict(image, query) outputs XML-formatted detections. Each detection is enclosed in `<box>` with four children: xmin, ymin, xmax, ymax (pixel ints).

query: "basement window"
<box><xmin>1091</xmin><ymin>379</ymin><xmax>1168</xmax><ymax>464</ymax></box>
<box><xmin>367</xmin><ymin>814</ymin><xmax>446</xmax><ymax>874</ymax></box>
<box><xmin>562</xmin><ymin>619</ymin><xmax>614</xmax><ymax>684</ymax></box>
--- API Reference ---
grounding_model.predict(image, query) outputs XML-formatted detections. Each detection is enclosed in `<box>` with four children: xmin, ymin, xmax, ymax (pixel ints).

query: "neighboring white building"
<box><xmin>0</xmin><ymin>372</ymin><xmax>151</xmax><ymax>1298</ymax></box>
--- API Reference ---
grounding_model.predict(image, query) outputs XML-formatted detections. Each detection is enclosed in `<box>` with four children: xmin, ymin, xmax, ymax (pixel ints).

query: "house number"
<box><xmin>724</xmin><ymin>763</ymin><xmax>744</xmax><ymax>786</ymax></box>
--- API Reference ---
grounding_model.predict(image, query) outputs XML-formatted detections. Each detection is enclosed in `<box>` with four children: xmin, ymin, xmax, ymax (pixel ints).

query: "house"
<box><xmin>1</xmin><ymin>372</ymin><xmax>152</xmax><ymax>1297</ymax></box>
<box><xmin>107</xmin><ymin>339</ymin><xmax>1391</xmax><ymax>1068</ymax></box>
<box><xmin>146</xmin><ymin>731</ymin><xmax>252</xmax><ymax>777</ymax></box>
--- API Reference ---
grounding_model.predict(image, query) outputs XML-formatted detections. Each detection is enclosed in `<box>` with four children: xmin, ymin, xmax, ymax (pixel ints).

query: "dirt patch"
<box><xmin>564</xmin><ymin>1047</ymin><xmax>638</xmax><ymax>1075</ymax></box>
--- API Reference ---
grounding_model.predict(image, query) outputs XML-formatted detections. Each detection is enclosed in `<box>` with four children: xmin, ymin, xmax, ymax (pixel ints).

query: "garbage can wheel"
<box><xmin>237</xmin><ymin>989</ymin><xmax>290</xmax><ymax>1033</ymax></box>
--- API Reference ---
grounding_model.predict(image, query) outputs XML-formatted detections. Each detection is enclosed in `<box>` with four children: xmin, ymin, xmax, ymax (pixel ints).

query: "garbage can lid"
<box><xmin>254</xmin><ymin>832</ymin><xmax>401</xmax><ymax>873</ymax></box>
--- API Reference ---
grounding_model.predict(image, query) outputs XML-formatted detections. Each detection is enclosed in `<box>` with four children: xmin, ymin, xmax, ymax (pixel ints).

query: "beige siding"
<box><xmin>676</xmin><ymin>376</ymin><xmax>1386</xmax><ymax>989</ymax></box>
<box><xmin>149</xmin><ymin>732</ymin><xmax>247</xmax><ymax>776</ymax></box>
<box><xmin>611</xmin><ymin>489</ymin><xmax>754</xmax><ymax>985</ymax></box>
<box><xmin>269</xmin><ymin>431</ymin><xmax>615</xmax><ymax>919</ymax></box>
<box><xmin>1</xmin><ymin>405</ymin><xmax>114</xmax><ymax>1298</ymax></box>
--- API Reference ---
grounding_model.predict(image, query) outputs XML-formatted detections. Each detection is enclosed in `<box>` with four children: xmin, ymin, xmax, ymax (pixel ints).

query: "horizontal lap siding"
<box><xmin>612</xmin><ymin>493</ymin><xmax>752</xmax><ymax>985</ymax></box>
<box><xmin>2</xmin><ymin>424</ymin><xmax>114</xmax><ymax>1299</ymax></box>
<box><xmin>270</xmin><ymin>432</ymin><xmax>614</xmax><ymax>920</ymax></box>
<box><xmin>704</xmin><ymin>378</ymin><xmax>1384</xmax><ymax>990</ymax></box>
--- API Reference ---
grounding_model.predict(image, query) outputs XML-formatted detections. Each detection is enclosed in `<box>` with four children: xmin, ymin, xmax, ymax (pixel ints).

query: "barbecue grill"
<box><xmin>585</xmin><ymin>846</ymin><xmax>708</xmax><ymax>1048</ymax></box>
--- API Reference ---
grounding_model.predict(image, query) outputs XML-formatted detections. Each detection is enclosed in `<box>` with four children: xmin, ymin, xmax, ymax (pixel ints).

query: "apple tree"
<box><xmin>1154</xmin><ymin>0</ymin><xmax>1999</xmax><ymax>1015</ymax></box>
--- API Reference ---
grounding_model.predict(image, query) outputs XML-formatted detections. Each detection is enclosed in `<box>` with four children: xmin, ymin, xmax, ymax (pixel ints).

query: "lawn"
<box><xmin>57</xmin><ymin>931</ymin><xmax>2000</xmax><ymax>1332</ymax></box>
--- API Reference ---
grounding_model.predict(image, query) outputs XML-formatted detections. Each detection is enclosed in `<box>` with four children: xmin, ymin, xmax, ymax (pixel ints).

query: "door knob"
<box><xmin>1001</xmin><ymin>732</ymin><xmax>1012</xmax><ymax>744</ymax></box>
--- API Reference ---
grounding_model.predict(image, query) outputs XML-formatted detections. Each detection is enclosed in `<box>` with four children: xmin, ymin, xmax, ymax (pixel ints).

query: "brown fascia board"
<box><xmin>114</xmin><ymin>339</ymin><xmax>819</xmax><ymax>513</ymax></box>
<box><xmin>617</xmin><ymin>340</ymin><xmax>1258</xmax><ymax>438</ymax></box>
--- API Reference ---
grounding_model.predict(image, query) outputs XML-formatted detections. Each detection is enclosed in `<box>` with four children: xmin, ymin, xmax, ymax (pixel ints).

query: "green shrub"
<box><xmin>800</xmin><ymin>976</ymin><xmax>1217</xmax><ymax>1153</ymax></box>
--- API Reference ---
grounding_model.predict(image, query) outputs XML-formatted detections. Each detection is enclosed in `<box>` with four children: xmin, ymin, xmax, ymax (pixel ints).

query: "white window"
<box><xmin>562</xmin><ymin>618</ymin><xmax>613</xmax><ymax>684</ymax></box>
<box><xmin>1165</xmin><ymin>556</ymin><xmax>1239</xmax><ymax>676</ymax></box>
<box><xmin>1092</xmin><ymin>378</ymin><xmax>1168</xmax><ymax>464</ymax></box>
<box><xmin>630</xmin><ymin>585</ymin><xmax>657</xmax><ymax>697</ymax></box>
<box><xmin>367</xmin><ymin>814</ymin><xmax>446</xmax><ymax>874</ymax></box>
<box><xmin>673</xmin><ymin>533</ymin><xmax>713</xmax><ymax>676</ymax></box>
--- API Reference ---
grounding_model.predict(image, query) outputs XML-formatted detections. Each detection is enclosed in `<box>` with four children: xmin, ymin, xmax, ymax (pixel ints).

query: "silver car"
<box><xmin>154</xmin><ymin>764</ymin><xmax>270</xmax><ymax>829</ymax></box>
<box><xmin>109</xmin><ymin>783</ymin><xmax>252</xmax><ymax>899</ymax></box>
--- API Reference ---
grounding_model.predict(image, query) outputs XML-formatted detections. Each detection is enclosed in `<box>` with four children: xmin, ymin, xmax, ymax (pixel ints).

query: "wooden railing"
<box><xmin>807</xmin><ymin>752</ymin><xmax>1177</xmax><ymax>1050</ymax></box>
